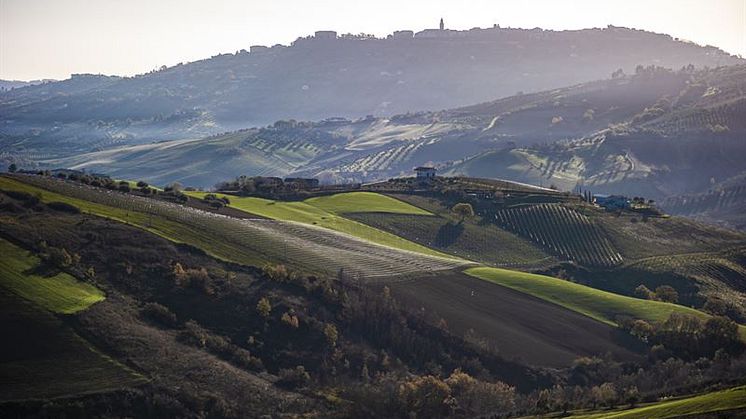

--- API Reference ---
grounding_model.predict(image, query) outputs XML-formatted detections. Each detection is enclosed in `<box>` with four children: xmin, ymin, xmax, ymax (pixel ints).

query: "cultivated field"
<box><xmin>305</xmin><ymin>191</ymin><xmax>432</xmax><ymax>215</ymax></box>
<box><xmin>465</xmin><ymin>267</ymin><xmax>746</xmax><ymax>339</ymax></box>
<box><xmin>495</xmin><ymin>203</ymin><xmax>623</xmax><ymax>267</ymax></box>
<box><xmin>2</xmin><ymin>175</ymin><xmax>467</xmax><ymax>279</ymax></box>
<box><xmin>0</xmin><ymin>237</ymin><xmax>104</xmax><ymax>314</ymax></box>
<box><xmin>388</xmin><ymin>271</ymin><xmax>642</xmax><ymax>367</ymax></box>
<box><xmin>347</xmin><ymin>212</ymin><xmax>556</xmax><ymax>268</ymax></box>
<box><xmin>186</xmin><ymin>190</ymin><xmax>450</xmax><ymax>258</ymax></box>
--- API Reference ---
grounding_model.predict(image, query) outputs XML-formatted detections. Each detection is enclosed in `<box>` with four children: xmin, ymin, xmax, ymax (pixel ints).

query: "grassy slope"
<box><xmin>0</xmin><ymin>237</ymin><xmax>104</xmax><ymax>314</ymax></box>
<box><xmin>570</xmin><ymin>385</ymin><xmax>746</xmax><ymax>419</ymax></box>
<box><xmin>305</xmin><ymin>192</ymin><xmax>432</xmax><ymax>215</ymax></box>
<box><xmin>186</xmin><ymin>191</ymin><xmax>455</xmax><ymax>259</ymax></box>
<box><xmin>0</xmin><ymin>231</ymin><xmax>143</xmax><ymax>401</ymax></box>
<box><xmin>465</xmin><ymin>267</ymin><xmax>746</xmax><ymax>340</ymax></box>
<box><xmin>0</xmin><ymin>289</ymin><xmax>145</xmax><ymax>401</ymax></box>
<box><xmin>6</xmin><ymin>176</ymin><xmax>743</xmax><ymax>342</ymax></box>
<box><xmin>0</xmin><ymin>177</ymin><xmax>269</xmax><ymax>267</ymax></box>
<box><xmin>347</xmin><ymin>212</ymin><xmax>554</xmax><ymax>267</ymax></box>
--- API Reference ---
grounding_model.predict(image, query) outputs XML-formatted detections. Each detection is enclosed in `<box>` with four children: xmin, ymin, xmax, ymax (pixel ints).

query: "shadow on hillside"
<box><xmin>435</xmin><ymin>222</ymin><xmax>465</xmax><ymax>248</ymax></box>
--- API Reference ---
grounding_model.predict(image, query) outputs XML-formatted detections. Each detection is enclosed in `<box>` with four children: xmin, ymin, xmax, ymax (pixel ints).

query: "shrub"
<box><xmin>256</xmin><ymin>297</ymin><xmax>271</xmax><ymax>318</ymax></box>
<box><xmin>277</xmin><ymin>366</ymin><xmax>311</xmax><ymax>389</ymax></box>
<box><xmin>263</xmin><ymin>263</ymin><xmax>290</xmax><ymax>282</ymax></box>
<box><xmin>655</xmin><ymin>285</ymin><xmax>679</xmax><ymax>303</ymax></box>
<box><xmin>142</xmin><ymin>302</ymin><xmax>179</xmax><ymax>328</ymax></box>
<box><xmin>451</xmin><ymin>202</ymin><xmax>474</xmax><ymax>222</ymax></box>
<box><xmin>398</xmin><ymin>375</ymin><xmax>451</xmax><ymax>417</ymax></box>
<box><xmin>281</xmin><ymin>311</ymin><xmax>300</xmax><ymax>328</ymax></box>
<box><xmin>3</xmin><ymin>189</ymin><xmax>39</xmax><ymax>206</ymax></box>
<box><xmin>634</xmin><ymin>284</ymin><xmax>655</xmax><ymax>300</ymax></box>
<box><xmin>47</xmin><ymin>201</ymin><xmax>81</xmax><ymax>214</ymax></box>
<box><xmin>323</xmin><ymin>323</ymin><xmax>338</xmax><ymax>347</ymax></box>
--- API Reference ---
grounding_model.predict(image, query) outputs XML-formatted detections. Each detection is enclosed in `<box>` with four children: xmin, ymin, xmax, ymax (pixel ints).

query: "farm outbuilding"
<box><xmin>593</xmin><ymin>194</ymin><xmax>630</xmax><ymax>210</ymax></box>
<box><xmin>414</xmin><ymin>166</ymin><xmax>437</xmax><ymax>180</ymax></box>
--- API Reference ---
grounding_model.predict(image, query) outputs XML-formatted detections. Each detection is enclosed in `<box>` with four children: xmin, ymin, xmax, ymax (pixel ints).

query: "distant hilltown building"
<box><xmin>415</xmin><ymin>166</ymin><xmax>437</xmax><ymax>180</ymax></box>
<box><xmin>440</xmin><ymin>18</ymin><xmax>445</xmax><ymax>31</ymax></box>
<box><xmin>284</xmin><ymin>177</ymin><xmax>320</xmax><ymax>189</ymax></box>
<box><xmin>314</xmin><ymin>31</ymin><xmax>337</xmax><ymax>40</ymax></box>
<box><xmin>593</xmin><ymin>194</ymin><xmax>630</xmax><ymax>210</ymax></box>
<box><xmin>250</xmin><ymin>45</ymin><xmax>268</xmax><ymax>53</ymax></box>
<box><xmin>392</xmin><ymin>30</ymin><xmax>414</xmax><ymax>39</ymax></box>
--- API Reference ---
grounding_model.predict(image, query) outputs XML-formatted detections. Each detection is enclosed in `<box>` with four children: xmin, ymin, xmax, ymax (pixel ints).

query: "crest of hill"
<box><xmin>0</xmin><ymin>25</ymin><xmax>741</xmax><ymax>159</ymax></box>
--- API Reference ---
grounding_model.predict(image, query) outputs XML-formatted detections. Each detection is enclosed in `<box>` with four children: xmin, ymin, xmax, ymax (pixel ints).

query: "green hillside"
<box><xmin>305</xmin><ymin>191</ymin><xmax>432</xmax><ymax>215</ymax></box>
<box><xmin>570</xmin><ymin>385</ymin><xmax>746</xmax><ymax>419</ymax></box>
<box><xmin>1</xmin><ymin>176</ymin><xmax>465</xmax><ymax>279</ymax></box>
<box><xmin>0</xmin><ymin>237</ymin><xmax>104</xmax><ymax>314</ymax></box>
<box><xmin>187</xmin><ymin>191</ymin><xmax>453</xmax><ymax>259</ymax></box>
<box><xmin>465</xmin><ymin>266</ymin><xmax>746</xmax><ymax>339</ymax></box>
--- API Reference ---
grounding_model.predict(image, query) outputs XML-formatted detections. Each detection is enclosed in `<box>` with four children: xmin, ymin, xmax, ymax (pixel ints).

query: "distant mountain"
<box><xmin>0</xmin><ymin>78</ymin><xmax>53</xmax><ymax>91</ymax></box>
<box><xmin>39</xmin><ymin>65</ymin><xmax>746</xmax><ymax>204</ymax></box>
<box><xmin>0</xmin><ymin>25</ymin><xmax>741</xmax><ymax>161</ymax></box>
<box><xmin>445</xmin><ymin>64</ymin><xmax>746</xmax><ymax>202</ymax></box>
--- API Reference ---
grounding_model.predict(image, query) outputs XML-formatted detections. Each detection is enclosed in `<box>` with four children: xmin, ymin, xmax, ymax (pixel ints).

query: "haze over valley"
<box><xmin>2</xmin><ymin>2</ymin><xmax>746</xmax><ymax>418</ymax></box>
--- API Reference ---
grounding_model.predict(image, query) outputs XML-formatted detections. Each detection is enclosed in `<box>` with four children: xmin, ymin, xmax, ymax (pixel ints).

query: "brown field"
<box><xmin>388</xmin><ymin>271</ymin><xmax>644</xmax><ymax>367</ymax></box>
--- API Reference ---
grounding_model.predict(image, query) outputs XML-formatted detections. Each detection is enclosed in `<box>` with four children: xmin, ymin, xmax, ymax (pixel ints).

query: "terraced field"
<box><xmin>0</xmin><ymin>238</ymin><xmax>104</xmax><ymax>314</ymax></box>
<box><xmin>495</xmin><ymin>204</ymin><xmax>623</xmax><ymax>266</ymax></box>
<box><xmin>2</xmin><ymin>175</ymin><xmax>467</xmax><ymax>279</ymax></box>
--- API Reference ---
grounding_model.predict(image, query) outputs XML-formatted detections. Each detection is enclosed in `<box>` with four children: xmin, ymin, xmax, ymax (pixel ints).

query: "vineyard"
<box><xmin>624</xmin><ymin>249</ymin><xmax>746</xmax><ymax>316</ymax></box>
<box><xmin>3</xmin><ymin>175</ymin><xmax>468</xmax><ymax>280</ymax></box>
<box><xmin>495</xmin><ymin>204</ymin><xmax>623</xmax><ymax>267</ymax></box>
<box><xmin>339</xmin><ymin>139</ymin><xmax>429</xmax><ymax>173</ymax></box>
<box><xmin>661</xmin><ymin>183</ymin><xmax>746</xmax><ymax>216</ymax></box>
<box><xmin>347</xmin><ymin>212</ymin><xmax>557</xmax><ymax>269</ymax></box>
<box><xmin>646</xmin><ymin>98</ymin><xmax>746</xmax><ymax>133</ymax></box>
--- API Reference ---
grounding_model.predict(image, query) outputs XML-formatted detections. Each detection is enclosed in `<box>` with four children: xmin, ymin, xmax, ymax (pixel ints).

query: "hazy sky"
<box><xmin>1</xmin><ymin>0</ymin><xmax>744</xmax><ymax>80</ymax></box>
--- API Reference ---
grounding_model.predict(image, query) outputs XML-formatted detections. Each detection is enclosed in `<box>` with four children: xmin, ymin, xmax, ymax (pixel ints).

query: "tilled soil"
<box><xmin>389</xmin><ymin>271</ymin><xmax>644</xmax><ymax>367</ymax></box>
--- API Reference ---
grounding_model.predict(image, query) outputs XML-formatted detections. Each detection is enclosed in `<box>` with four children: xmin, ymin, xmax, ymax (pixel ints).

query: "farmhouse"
<box><xmin>594</xmin><ymin>194</ymin><xmax>630</xmax><ymax>210</ymax></box>
<box><xmin>284</xmin><ymin>177</ymin><xmax>320</xmax><ymax>189</ymax></box>
<box><xmin>314</xmin><ymin>30</ymin><xmax>337</xmax><ymax>40</ymax></box>
<box><xmin>414</xmin><ymin>166</ymin><xmax>437</xmax><ymax>180</ymax></box>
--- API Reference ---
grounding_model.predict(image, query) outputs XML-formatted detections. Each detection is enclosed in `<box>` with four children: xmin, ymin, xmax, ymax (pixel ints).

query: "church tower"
<box><xmin>439</xmin><ymin>18</ymin><xmax>444</xmax><ymax>30</ymax></box>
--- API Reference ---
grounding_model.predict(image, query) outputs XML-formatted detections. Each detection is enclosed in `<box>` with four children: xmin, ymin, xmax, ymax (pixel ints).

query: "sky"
<box><xmin>1</xmin><ymin>0</ymin><xmax>744</xmax><ymax>81</ymax></box>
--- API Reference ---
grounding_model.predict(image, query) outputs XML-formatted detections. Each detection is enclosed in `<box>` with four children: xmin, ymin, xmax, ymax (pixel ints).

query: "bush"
<box><xmin>256</xmin><ymin>297</ymin><xmax>271</xmax><ymax>318</ymax></box>
<box><xmin>277</xmin><ymin>366</ymin><xmax>311</xmax><ymax>389</ymax></box>
<box><xmin>3</xmin><ymin>189</ymin><xmax>40</xmax><ymax>206</ymax></box>
<box><xmin>655</xmin><ymin>285</ymin><xmax>679</xmax><ymax>303</ymax></box>
<box><xmin>47</xmin><ymin>201</ymin><xmax>81</xmax><ymax>214</ymax></box>
<box><xmin>142</xmin><ymin>302</ymin><xmax>179</xmax><ymax>328</ymax></box>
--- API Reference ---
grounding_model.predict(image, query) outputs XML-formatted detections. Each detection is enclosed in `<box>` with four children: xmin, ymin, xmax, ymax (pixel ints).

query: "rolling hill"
<box><xmin>445</xmin><ymin>65</ymin><xmax>746</xmax><ymax>201</ymax></box>
<box><xmin>1</xmin><ymin>25</ymin><xmax>739</xmax><ymax>162</ymax></box>
<box><xmin>25</xmin><ymin>64</ymin><xmax>746</xmax><ymax>220</ymax></box>
<box><xmin>2</xmin><ymin>172</ymin><xmax>746</xmax><ymax>417</ymax></box>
